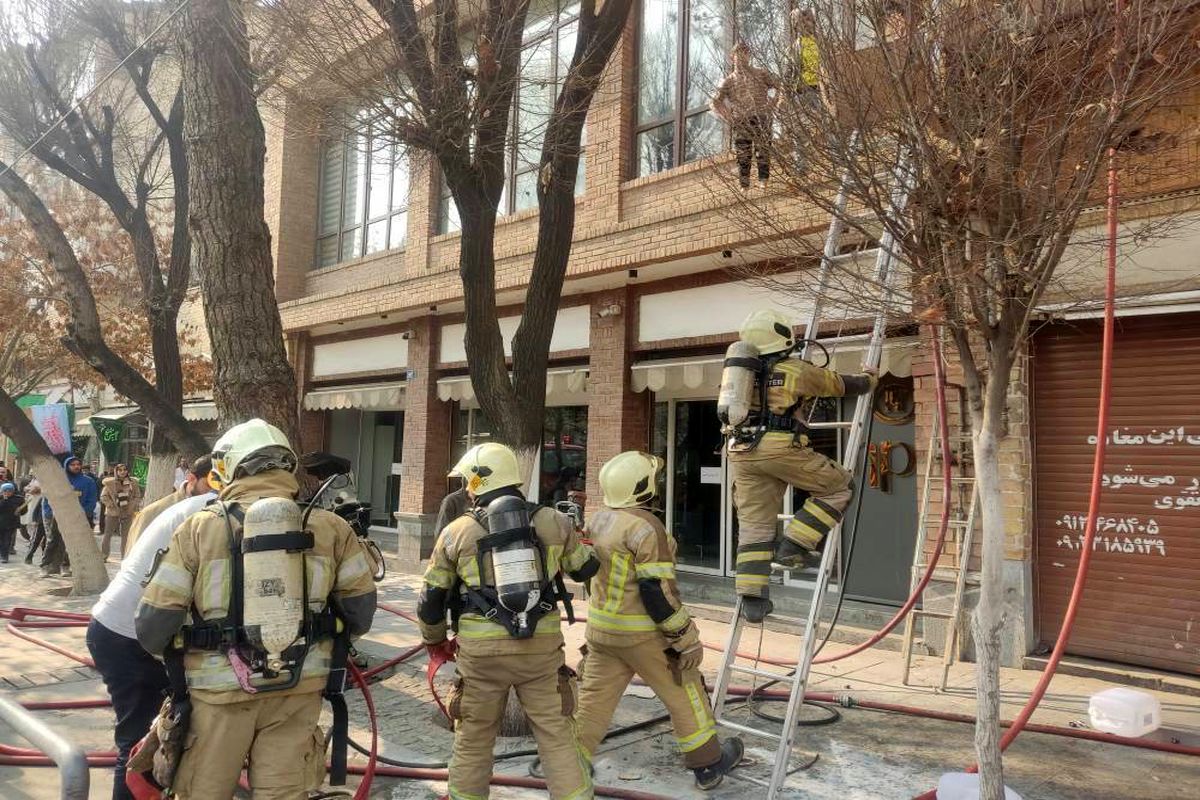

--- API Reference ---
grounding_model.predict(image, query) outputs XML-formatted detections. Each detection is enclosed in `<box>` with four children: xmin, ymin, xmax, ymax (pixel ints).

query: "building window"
<box><xmin>634</xmin><ymin>0</ymin><xmax>787</xmax><ymax>178</ymax></box>
<box><xmin>316</xmin><ymin>112</ymin><xmax>410</xmax><ymax>268</ymax></box>
<box><xmin>437</xmin><ymin>0</ymin><xmax>586</xmax><ymax>231</ymax></box>
<box><xmin>635</xmin><ymin>0</ymin><xmax>727</xmax><ymax>177</ymax></box>
<box><xmin>540</xmin><ymin>406</ymin><xmax>587</xmax><ymax>505</ymax></box>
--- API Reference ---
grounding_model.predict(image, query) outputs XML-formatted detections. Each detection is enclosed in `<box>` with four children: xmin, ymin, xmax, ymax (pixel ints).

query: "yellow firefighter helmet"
<box><xmin>453</xmin><ymin>442</ymin><xmax>523</xmax><ymax>495</ymax></box>
<box><xmin>599</xmin><ymin>451</ymin><xmax>664</xmax><ymax>509</ymax></box>
<box><xmin>211</xmin><ymin>418</ymin><xmax>296</xmax><ymax>485</ymax></box>
<box><xmin>739</xmin><ymin>309</ymin><xmax>796</xmax><ymax>355</ymax></box>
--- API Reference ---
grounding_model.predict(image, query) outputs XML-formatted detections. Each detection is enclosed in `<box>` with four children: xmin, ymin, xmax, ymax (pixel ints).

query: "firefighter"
<box><xmin>723</xmin><ymin>309</ymin><xmax>877</xmax><ymax>622</ymax></box>
<box><xmin>417</xmin><ymin>442</ymin><xmax>601</xmax><ymax>800</ymax></box>
<box><xmin>575</xmin><ymin>451</ymin><xmax>744</xmax><ymax>789</ymax></box>
<box><xmin>134</xmin><ymin>419</ymin><xmax>377</xmax><ymax>799</ymax></box>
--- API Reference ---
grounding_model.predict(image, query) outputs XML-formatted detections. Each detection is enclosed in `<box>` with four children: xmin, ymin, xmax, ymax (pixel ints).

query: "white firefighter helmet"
<box><xmin>453</xmin><ymin>442</ymin><xmax>523</xmax><ymax>495</ymax></box>
<box><xmin>211</xmin><ymin>418</ymin><xmax>296</xmax><ymax>485</ymax></box>
<box><xmin>739</xmin><ymin>309</ymin><xmax>796</xmax><ymax>355</ymax></box>
<box><xmin>599</xmin><ymin>451</ymin><xmax>664</xmax><ymax>509</ymax></box>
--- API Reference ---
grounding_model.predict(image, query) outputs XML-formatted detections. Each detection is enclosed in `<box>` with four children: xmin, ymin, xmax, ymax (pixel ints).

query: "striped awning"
<box><xmin>437</xmin><ymin>368</ymin><xmax>589</xmax><ymax>404</ymax></box>
<box><xmin>304</xmin><ymin>382</ymin><xmax>406</xmax><ymax>411</ymax></box>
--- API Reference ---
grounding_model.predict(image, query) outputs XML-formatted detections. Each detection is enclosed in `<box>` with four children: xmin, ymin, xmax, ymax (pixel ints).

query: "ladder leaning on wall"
<box><xmin>709</xmin><ymin>155</ymin><xmax>914</xmax><ymax>799</ymax></box>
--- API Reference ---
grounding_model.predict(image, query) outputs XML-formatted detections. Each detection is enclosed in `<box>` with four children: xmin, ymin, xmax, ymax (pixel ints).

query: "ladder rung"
<box><xmin>715</xmin><ymin>718</ymin><xmax>782</xmax><ymax>741</ymax></box>
<box><xmin>727</xmin><ymin>664</ymin><xmax>797</xmax><ymax>683</ymax></box>
<box><xmin>912</xmin><ymin>609</ymin><xmax>955</xmax><ymax>620</ymax></box>
<box><xmin>806</xmin><ymin>421</ymin><xmax>854</xmax><ymax>429</ymax></box>
<box><xmin>826</xmin><ymin>249</ymin><xmax>878</xmax><ymax>264</ymax></box>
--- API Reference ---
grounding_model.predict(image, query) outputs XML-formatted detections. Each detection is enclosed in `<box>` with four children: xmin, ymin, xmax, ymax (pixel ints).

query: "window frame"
<box><xmin>632</xmin><ymin>0</ymin><xmax>734</xmax><ymax>178</ymax></box>
<box><xmin>315</xmin><ymin>113</ymin><xmax>411</xmax><ymax>269</ymax></box>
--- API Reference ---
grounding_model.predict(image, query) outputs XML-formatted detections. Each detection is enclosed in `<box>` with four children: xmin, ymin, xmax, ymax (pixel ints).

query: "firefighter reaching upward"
<box><xmin>575</xmin><ymin>451</ymin><xmax>744</xmax><ymax>789</ymax></box>
<box><xmin>720</xmin><ymin>310</ymin><xmax>877</xmax><ymax>623</ymax></box>
<box><xmin>134</xmin><ymin>419</ymin><xmax>377</xmax><ymax>799</ymax></box>
<box><xmin>417</xmin><ymin>442</ymin><xmax>601</xmax><ymax>800</ymax></box>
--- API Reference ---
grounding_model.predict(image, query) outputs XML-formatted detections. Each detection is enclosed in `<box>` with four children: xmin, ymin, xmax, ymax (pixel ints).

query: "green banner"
<box><xmin>90</xmin><ymin>417</ymin><xmax>125</xmax><ymax>463</ymax></box>
<box><xmin>132</xmin><ymin>456</ymin><xmax>149</xmax><ymax>489</ymax></box>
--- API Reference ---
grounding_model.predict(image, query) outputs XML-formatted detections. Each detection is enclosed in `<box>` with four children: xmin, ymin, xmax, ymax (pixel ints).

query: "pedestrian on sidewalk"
<box><xmin>100</xmin><ymin>463</ymin><xmax>141</xmax><ymax>560</ymax></box>
<box><xmin>0</xmin><ymin>482</ymin><xmax>24</xmax><ymax>564</ymax></box>
<box><xmin>574</xmin><ymin>451</ymin><xmax>744</xmax><ymax>789</ymax></box>
<box><xmin>87</xmin><ymin>473</ymin><xmax>217</xmax><ymax>800</ymax></box>
<box><xmin>21</xmin><ymin>482</ymin><xmax>46</xmax><ymax>564</ymax></box>
<box><xmin>432</xmin><ymin>463</ymin><xmax>469</xmax><ymax>537</ymax></box>
<box><xmin>40</xmin><ymin>455</ymin><xmax>98</xmax><ymax>578</ymax></box>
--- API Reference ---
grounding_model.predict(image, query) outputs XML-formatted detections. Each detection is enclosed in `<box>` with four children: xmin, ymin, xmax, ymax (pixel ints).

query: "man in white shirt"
<box><xmin>86</xmin><ymin>457</ymin><xmax>215</xmax><ymax>800</ymax></box>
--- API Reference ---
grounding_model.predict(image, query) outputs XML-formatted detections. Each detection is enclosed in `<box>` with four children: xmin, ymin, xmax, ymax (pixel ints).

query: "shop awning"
<box><xmin>303</xmin><ymin>382</ymin><xmax>406</xmax><ymax>411</ymax></box>
<box><xmin>182</xmin><ymin>401</ymin><xmax>218</xmax><ymax>421</ymax></box>
<box><xmin>437</xmin><ymin>368</ymin><xmax>589</xmax><ymax>404</ymax></box>
<box><xmin>74</xmin><ymin>406</ymin><xmax>138</xmax><ymax>436</ymax></box>
<box><xmin>631</xmin><ymin>337</ymin><xmax>917</xmax><ymax>395</ymax></box>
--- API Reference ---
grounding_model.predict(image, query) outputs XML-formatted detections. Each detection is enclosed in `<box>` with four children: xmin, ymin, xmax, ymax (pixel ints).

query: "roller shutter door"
<box><xmin>1033</xmin><ymin>313</ymin><xmax>1200</xmax><ymax>674</ymax></box>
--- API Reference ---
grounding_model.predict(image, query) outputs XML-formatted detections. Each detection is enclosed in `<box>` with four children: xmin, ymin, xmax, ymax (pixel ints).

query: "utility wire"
<box><xmin>0</xmin><ymin>0</ymin><xmax>192</xmax><ymax>181</ymax></box>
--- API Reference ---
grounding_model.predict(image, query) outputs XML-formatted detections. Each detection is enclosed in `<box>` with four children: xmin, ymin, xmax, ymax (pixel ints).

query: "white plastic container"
<box><xmin>937</xmin><ymin>773</ymin><xmax>1022</xmax><ymax>800</ymax></box>
<box><xmin>1088</xmin><ymin>687</ymin><xmax>1162</xmax><ymax>737</ymax></box>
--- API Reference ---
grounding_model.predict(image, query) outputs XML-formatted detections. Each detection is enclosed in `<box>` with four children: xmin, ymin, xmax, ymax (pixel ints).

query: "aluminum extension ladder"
<box><xmin>899</xmin><ymin>381</ymin><xmax>979</xmax><ymax>690</ymax></box>
<box><xmin>709</xmin><ymin>159</ymin><xmax>913</xmax><ymax>799</ymax></box>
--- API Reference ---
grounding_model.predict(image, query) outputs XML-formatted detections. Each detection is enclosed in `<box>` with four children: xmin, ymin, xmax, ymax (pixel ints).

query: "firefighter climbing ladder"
<box><xmin>709</xmin><ymin>159</ymin><xmax>914</xmax><ymax>799</ymax></box>
<box><xmin>899</xmin><ymin>384</ymin><xmax>979</xmax><ymax>690</ymax></box>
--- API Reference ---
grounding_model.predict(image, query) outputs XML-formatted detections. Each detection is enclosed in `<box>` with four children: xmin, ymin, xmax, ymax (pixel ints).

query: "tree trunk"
<box><xmin>177</xmin><ymin>0</ymin><xmax>299</xmax><ymax>444</ymax></box>
<box><xmin>0</xmin><ymin>388</ymin><xmax>107</xmax><ymax>595</ymax></box>
<box><xmin>143</xmin><ymin>439</ymin><xmax>178</xmax><ymax>505</ymax></box>
<box><xmin>971</xmin><ymin>400</ymin><xmax>1008</xmax><ymax>799</ymax></box>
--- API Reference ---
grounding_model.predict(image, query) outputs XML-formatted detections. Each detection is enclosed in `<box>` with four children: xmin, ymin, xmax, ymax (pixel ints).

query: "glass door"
<box><xmin>656</xmin><ymin>399</ymin><xmax>727</xmax><ymax>574</ymax></box>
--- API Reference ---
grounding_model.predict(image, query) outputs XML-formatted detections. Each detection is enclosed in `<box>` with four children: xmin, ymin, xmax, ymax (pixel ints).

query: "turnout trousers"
<box><xmin>172</xmin><ymin>691</ymin><xmax>326</xmax><ymax>800</ymax></box>
<box><xmin>730</xmin><ymin>436</ymin><xmax>853</xmax><ymax>598</ymax></box>
<box><xmin>575</xmin><ymin>638</ymin><xmax>721</xmax><ymax>769</ymax></box>
<box><xmin>448</xmin><ymin>647</ymin><xmax>592</xmax><ymax>800</ymax></box>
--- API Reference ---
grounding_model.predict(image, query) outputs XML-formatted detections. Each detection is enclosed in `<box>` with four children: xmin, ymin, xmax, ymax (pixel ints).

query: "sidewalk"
<box><xmin>0</xmin><ymin>549</ymin><xmax>1196</xmax><ymax>799</ymax></box>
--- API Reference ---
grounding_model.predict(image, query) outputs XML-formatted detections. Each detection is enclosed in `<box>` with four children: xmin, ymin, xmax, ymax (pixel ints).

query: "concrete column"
<box><xmin>585</xmin><ymin>288</ymin><xmax>648</xmax><ymax>514</ymax></box>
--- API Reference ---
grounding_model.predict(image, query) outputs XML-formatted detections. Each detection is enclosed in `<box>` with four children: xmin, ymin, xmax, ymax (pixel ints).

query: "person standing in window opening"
<box><xmin>724</xmin><ymin>310</ymin><xmax>877</xmax><ymax>623</ymax></box>
<box><xmin>712</xmin><ymin>41</ymin><xmax>780</xmax><ymax>190</ymax></box>
<box><xmin>100</xmin><ymin>464</ymin><xmax>142</xmax><ymax>561</ymax></box>
<box><xmin>575</xmin><ymin>451</ymin><xmax>744</xmax><ymax>789</ymax></box>
<box><xmin>789</xmin><ymin>8</ymin><xmax>821</xmax><ymax>101</ymax></box>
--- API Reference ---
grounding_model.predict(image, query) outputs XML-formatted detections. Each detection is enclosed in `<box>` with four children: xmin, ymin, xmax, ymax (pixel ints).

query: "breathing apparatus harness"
<box><xmin>164</xmin><ymin>494</ymin><xmax>354</xmax><ymax>787</ymax></box>
<box><xmin>728</xmin><ymin>338</ymin><xmax>830</xmax><ymax>452</ymax></box>
<box><xmin>459</xmin><ymin>492</ymin><xmax>576</xmax><ymax>640</ymax></box>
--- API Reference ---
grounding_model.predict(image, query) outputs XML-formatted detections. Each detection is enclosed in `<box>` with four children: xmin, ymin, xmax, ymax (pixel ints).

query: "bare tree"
<box><xmin>0</xmin><ymin>0</ymin><xmax>209</xmax><ymax>494</ymax></box>
<box><xmin>271</xmin><ymin>0</ymin><xmax>634</xmax><ymax>471</ymax></box>
<box><xmin>175</xmin><ymin>0</ymin><xmax>299</xmax><ymax>441</ymax></box>
<box><xmin>717</xmin><ymin>1</ymin><xmax>1200</xmax><ymax>795</ymax></box>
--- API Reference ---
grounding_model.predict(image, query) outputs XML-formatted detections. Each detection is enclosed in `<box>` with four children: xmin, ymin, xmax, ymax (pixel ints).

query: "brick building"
<box><xmin>263</xmin><ymin>3</ymin><xmax>1200</xmax><ymax>674</ymax></box>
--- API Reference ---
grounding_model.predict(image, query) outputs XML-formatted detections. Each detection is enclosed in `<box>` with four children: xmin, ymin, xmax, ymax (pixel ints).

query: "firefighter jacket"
<box><xmin>583</xmin><ymin>506</ymin><xmax>692</xmax><ymax>648</ymax></box>
<box><xmin>134</xmin><ymin>469</ymin><xmax>378</xmax><ymax>704</ymax></box>
<box><xmin>417</xmin><ymin>496</ymin><xmax>599</xmax><ymax>656</ymax></box>
<box><xmin>730</xmin><ymin>358</ymin><xmax>875</xmax><ymax>452</ymax></box>
<box><xmin>100</xmin><ymin>475</ymin><xmax>142</xmax><ymax>520</ymax></box>
<box><xmin>125</xmin><ymin>484</ymin><xmax>188</xmax><ymax>554</ymax></box>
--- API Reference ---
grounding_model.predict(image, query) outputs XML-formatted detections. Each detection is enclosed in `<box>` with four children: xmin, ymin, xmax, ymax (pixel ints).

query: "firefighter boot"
<box><xmin>741</xmin><ymin>595</ymin><xmax>774</xmax><ymax>623</ymax></box>
<box><xmin>693</xmin><ymin>737</ymin><xmax>745</xmax><ymax>790</ymax></box>
<box><xmin>773</xmin><ymin>537</ymin><xmax>824</xmax><ymax>571</ymax></box>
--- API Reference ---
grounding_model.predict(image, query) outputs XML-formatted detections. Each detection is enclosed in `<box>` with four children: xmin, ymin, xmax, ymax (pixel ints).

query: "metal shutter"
<box><xmin>1033</xmin><ymin>313</ymin><xmax>1200</xmax><ymax>674</ymax></box>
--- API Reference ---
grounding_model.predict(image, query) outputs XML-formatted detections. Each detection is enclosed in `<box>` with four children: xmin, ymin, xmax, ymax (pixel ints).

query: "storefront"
<box><xmin>1033</xmin><ymin>312</ymin><xmax>1200</xmax><ymax>673</ymax></box>
<box><xmin>438</xmin><ymin>368</ymin><xmax>590</xmax><ymax>504</ymax></box>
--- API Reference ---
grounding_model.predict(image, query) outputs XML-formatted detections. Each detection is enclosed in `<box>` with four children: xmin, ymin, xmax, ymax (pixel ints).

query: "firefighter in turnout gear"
<box><xmin>134</xmin><ymin>419</ymin><xmax>377</xmax><ymax>799</ymax></box>
<box><xmin>725</xmin><ymin>310</ymin><xmax>877</xmax><ymax>623</ymax></box>
<box><xmin>417</xmin><ymin>442</ymin><xmax>601</xmax><ymax>800</ymax></box>
<box><xmin>575</xmin><ymin>451</ymin><xmax>744</xmax><ymax>789</ymax></box>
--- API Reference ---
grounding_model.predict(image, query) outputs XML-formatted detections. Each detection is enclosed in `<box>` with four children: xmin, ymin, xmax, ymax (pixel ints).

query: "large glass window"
<box><xmin>316</xmin><ymin>113</ymin><xmax>410</xmax><ymax>267</ymax></box>
<box><xmin>438</xmin><ymin>0</ymin><xmax>585</xmax><ymax>231</ymax></box>
<box><xmin>635</xmin><ymin>0</ymin><xmax>727</xmax><ymax>177</ymax></box>
<box><xmin>540</xmin><ymin>406</ymin><xmax>587</xmax><ymax>505</ymax></box>
<box><xmin>634</xmin><ymin>0</ymin><xmax>788</xmax><ymax>177</ymax></box>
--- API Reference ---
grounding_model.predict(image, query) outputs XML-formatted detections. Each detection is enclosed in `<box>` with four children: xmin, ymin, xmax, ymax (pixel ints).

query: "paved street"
<box><xmin>0</xmin><ymin>547</ymin><xmax>1197</xmax><ymax>799</ymax></box>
